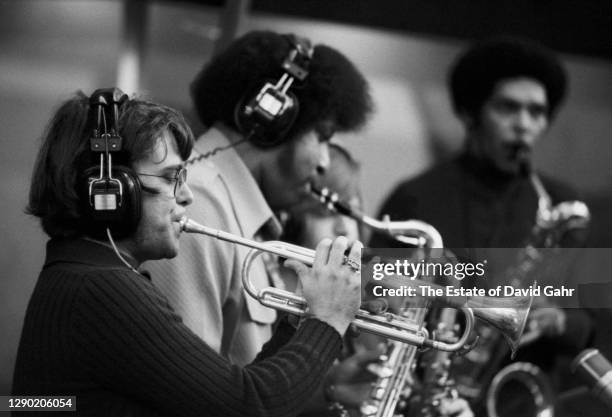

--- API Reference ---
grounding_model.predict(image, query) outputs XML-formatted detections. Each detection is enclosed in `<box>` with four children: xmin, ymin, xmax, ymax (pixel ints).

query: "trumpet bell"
<box><xmin>466</xmin><ymin>294</ymin><xmax>533</xmax><ymax>358</ymax></box>
<box><xmin>381</xmin><ymin>279</ymin><xmax>534</xmax><ymax>356</ymax></box>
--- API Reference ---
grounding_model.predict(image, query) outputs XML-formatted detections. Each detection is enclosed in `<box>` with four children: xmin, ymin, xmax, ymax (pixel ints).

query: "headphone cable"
<box><xmin>183</xmin><ymin>138</ymin><xmax>247</xmax><ymax>166</ymax></box>
<box><xmin>106</xmin><ymin>228</ymin><xmax>140</xmax><ymax>275</ymax></box>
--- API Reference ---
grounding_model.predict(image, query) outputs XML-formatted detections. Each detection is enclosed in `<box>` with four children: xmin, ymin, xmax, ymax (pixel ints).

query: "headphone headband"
<box><xmin>89</xmin><ymin>88</ymin><xmax>129</xmax><ymax>153</ymax></box>
<box><xmin>282</xmin><ymin>34</ymin><xmax>313</xmax><ymax>81</ymax></box>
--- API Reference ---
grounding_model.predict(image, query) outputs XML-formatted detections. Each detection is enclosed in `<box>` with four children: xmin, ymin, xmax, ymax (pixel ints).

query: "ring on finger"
<box><xmin>343</xmin><ymin>257</ymin><xmax>361</xmax><ymax>272</ymax></box>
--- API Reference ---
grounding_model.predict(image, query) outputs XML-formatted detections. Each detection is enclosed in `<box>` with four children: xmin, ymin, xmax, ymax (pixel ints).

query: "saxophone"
<box><xmin>413</xmin><ymin>306</ymin><xmax>462</xmax><ymax>417</ymax></box>
<box><xmin>358</xmin><ymin>241</ymin><xmax>441</xmax><ymax>417</ymax></box>
<box><xmin>452</xmin><ymin>154</ymin><xmax>590</xmax><ymax>414</ymax></box>
<box><xmin>412</xmin><ymin>246</ymin><xmax>477</xmax><ymax>417</ymax></box>
<box><xmin>308</xmin><ymin>184</ymin><xmax>444</xmax><ymax>417</ymax></box>
<box><xmin>360</xmin><ymin>302</ymin><xmax>430</xmax><ymax>417</ymax></box>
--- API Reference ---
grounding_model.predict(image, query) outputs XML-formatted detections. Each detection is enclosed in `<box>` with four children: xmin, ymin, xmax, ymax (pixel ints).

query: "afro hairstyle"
<box><xmin>449</xmin><ymin>36</ymin><xmax>568</xmax><ymax>120</ymax></box>
<box><xmin>190</xmin><ymin>30</ymin><xmax>372</xmax><ymax>143</ymax></box>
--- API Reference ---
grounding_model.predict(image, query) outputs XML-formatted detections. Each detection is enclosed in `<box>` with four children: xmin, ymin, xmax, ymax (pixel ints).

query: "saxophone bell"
<box><xmin>486</xmin><ymin>362</ymin><xmax>555</xmax><ymax>417</ymax></box>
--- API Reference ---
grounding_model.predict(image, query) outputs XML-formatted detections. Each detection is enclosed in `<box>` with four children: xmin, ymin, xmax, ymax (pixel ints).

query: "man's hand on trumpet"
<box><xmin>285</xmin><ymin>236</ymin><xmax>363</xmax><ymax>336</ymax></box>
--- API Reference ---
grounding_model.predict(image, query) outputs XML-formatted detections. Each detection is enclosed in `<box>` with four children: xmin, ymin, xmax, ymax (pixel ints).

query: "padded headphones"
<box><xmin>234</xmin><ymin>34</ymin><xmax>313</xmax><ymax>148</ymax></box>
<box><xmin>80</xmin><ymin>88</ymin><xmax>142</xmax><ymax>239</ymax></box>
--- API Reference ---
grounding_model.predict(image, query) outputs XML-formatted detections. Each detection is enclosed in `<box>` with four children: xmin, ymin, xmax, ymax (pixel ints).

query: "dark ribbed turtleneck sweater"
<box><xmin>13</xmin><ymin>238</ymin><xmax>342</xmax><ymax>416</ymax></box>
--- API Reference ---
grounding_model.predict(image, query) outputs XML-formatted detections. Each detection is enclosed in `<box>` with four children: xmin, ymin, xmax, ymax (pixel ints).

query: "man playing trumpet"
<box><xmin>13</xmin><ymin>89</ymin><xmax>363</xmax><ymax>416</ymax></box>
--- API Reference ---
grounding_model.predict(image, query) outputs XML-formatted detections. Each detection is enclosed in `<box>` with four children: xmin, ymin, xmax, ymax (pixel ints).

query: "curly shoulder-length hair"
<box><xmin>191</xmin><ymin>30</ymin><xmax>373</xmax><ymax>141</ymax></box>
<box><xmin>27</xmin><ymin>91</ymin><xmax>193</xmax><ymax>238</ymax></box>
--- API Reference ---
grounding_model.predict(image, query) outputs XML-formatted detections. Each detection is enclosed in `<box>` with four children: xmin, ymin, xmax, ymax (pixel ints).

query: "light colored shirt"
<box><xmin>143</xmin><ymin>127</ymin><xmax>281</xmax><ymax>366</ymax></box>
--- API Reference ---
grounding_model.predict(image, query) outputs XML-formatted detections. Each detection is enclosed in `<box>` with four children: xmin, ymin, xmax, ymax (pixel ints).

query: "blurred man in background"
<box><xmin>371</xmin><ymin>37</ymin><xmax>593</xmax><ymax>414</ymax></box>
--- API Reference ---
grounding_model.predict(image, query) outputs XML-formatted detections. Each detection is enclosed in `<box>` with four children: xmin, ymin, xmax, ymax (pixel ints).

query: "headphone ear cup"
<box><xmin>234</xmin><ymin>88</ymin><xmax>300</xmax><ymax>148</ymax></box>
<box><xmin>80</xmin><ymin>165</ymin><xmax>142</xmax><ymax>239</ymax></box>
<box><xmin>115</xmin><ymin>167</ymin><xmax>142</xmax><ymax>236</ymax></box>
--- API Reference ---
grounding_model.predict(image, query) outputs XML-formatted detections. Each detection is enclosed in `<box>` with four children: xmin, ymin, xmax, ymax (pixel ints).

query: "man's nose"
<box><xmin>176</xmin><ymin>182</ymin><xmax>194</xmax><ymax>206</ymax></box>
<box><xmin>515</xmin><ymin>108</ymin><xmax>534</xmax><ymax>132</ymax></box>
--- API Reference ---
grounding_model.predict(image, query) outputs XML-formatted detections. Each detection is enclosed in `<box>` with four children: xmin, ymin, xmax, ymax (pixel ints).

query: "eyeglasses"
<box><xmin>137</xmin><ymin>166</ymin><xmax>187</xmax><ymax>197</ymax></box>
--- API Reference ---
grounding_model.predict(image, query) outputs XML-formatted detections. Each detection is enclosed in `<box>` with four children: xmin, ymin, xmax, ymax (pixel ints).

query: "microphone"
<box><xmin>571</xmin><ymin>348</ymin><xmax>612</xmax><ymax>409</ymax></box>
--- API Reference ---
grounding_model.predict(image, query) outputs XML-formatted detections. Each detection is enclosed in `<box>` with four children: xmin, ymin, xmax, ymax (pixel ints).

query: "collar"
<box><xmin>44</xmin><ymin>238</ymin><xmax>139</xmax><ymax>271</ymax></box>
<box><xmin>193</xmin><ymin>127</ymin><xmax>281</xmax><ymax>240</ymax></box>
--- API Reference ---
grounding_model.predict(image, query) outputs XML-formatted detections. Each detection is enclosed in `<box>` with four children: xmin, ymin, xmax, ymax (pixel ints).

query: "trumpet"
<box><xmin>309</xmin><ymin>183</ymin><xmax>443</xmax><ymax>248</ymax></box>
<box><xmin>179</xmin><ymin>217</ymin><xmax>473</xmax><ymax>352</ymax></box>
